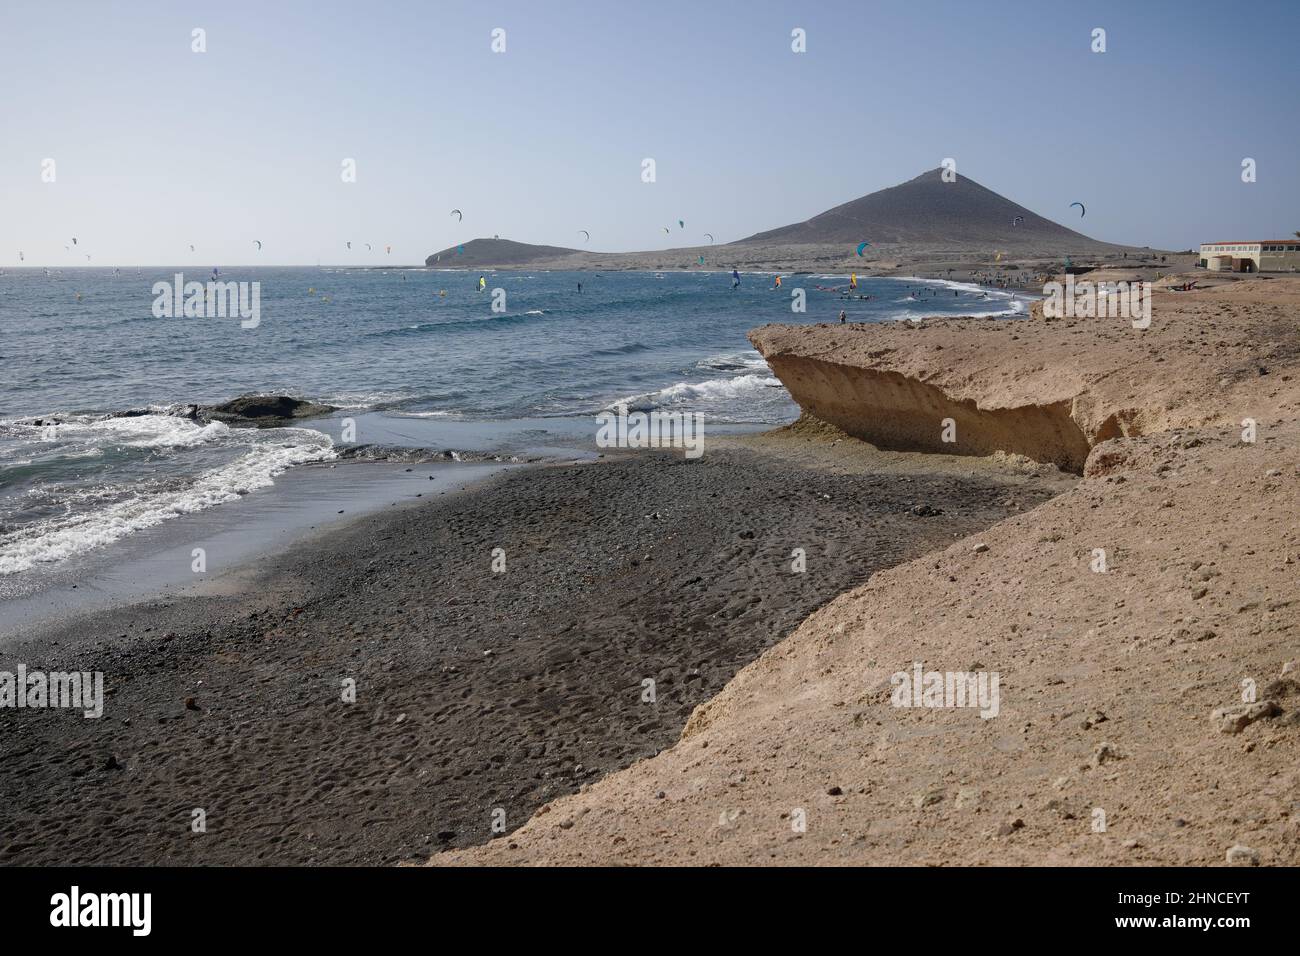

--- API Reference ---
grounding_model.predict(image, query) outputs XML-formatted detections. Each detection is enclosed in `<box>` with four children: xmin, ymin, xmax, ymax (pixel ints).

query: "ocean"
<box><xmin>0</xmin><ymin>266</ymin><xmax>1027</xmax><ymax>582</ymax></box>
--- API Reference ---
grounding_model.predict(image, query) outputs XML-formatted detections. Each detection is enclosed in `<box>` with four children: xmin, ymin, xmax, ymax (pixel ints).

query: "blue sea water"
<box><xmin>0</xmin><ymin>266</ymin><xmax>1027</xmax><ymax>576</ymax></box>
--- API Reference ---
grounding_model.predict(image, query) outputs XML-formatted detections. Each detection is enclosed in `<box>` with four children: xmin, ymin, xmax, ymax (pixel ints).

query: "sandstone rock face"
<box><xmin>749</xmin><ymin>277</ymin><xmax>1300</xmax><ymax>472</ymax></box>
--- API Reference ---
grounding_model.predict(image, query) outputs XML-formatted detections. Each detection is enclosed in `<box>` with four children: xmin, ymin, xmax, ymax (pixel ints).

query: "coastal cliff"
<box><xmin>748</xmin><ymin>277</ymin><xmax>1300</xmax><ymax>471</ymax></box>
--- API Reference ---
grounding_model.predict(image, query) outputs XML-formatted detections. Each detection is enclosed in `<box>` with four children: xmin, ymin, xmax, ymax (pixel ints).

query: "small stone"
<box><xmin>913</xmin><ymin>789</ymin><xmax>945</xmax><ymax>808</ymax></box>
<box><xmin>184</xmin><ymin>696</ymin><xmax>200</xmax><ymax>711</ymax></box>
<box><xmin>1091</xmin><ymin>742</ymin><xmax>1122</xmax><ymax>766</ymax></box>
<box><xmin>1225</xmin><ymin>844</ymin><xmax>1259</xmax><ymax>866</ymax></box>
<box><xmin>1262</xmin><ymin>677</ymin><xmax>1300</xmax><ymax>700</ymax></box>
<box><xmin>1210</xmin><ymin>700</ymin><xmax>1280</xmax><ymax>734</ymax></box>
<box><xmin>826</xmin><ymin>786</ymin><xmax>843</xmax><ymax>796</ymax></box>
<box><xmin>1081</xmin><ymin>711</ymin><xmax>1108</xmax><ymax>730</ymax></box>
<box><xmin>972</xmin><ymin>543</ymin><xmax>990</xmax><ymax>554</ymax></box>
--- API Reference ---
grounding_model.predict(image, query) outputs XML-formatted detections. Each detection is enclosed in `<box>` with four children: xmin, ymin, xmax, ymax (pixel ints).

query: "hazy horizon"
<box><xmin>3</xmin><ymin>0</ymin><xmax>1298</xmax><ymax>266</ymax></box>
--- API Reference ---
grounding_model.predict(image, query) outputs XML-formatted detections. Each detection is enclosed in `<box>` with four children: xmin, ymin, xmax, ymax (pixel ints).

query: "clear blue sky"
<box><xmin>2</xmin><ymin>0</ymin><xmax>1297</xmax><ymax>265</ymax></box>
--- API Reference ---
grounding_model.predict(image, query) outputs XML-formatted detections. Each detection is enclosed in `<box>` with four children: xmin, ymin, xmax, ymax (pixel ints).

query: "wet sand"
<box><xmin>0</xmin><ymin>431</ymin><xmax>1071</xmax><ymax>865</ymax></box>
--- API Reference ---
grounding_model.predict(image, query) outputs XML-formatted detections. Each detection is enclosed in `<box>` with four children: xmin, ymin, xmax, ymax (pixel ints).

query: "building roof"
<box><xmin>1202</xmin><ymin>240</ymin><xmax>1299</xmax><ymax>245</ymax></box>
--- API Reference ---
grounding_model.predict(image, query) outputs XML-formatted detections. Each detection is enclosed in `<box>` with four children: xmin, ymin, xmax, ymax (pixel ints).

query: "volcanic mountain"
<box><xmin>740</xmin><ymin>168</ymin><xmax>1103</xmax><ymax>249</ymax></box>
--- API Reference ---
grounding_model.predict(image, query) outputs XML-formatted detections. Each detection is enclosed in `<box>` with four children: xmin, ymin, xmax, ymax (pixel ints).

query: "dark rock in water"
<box><xmin>201</xmin><ymin>395</ymin><xmax>336</xmax><ymax>426</ymax></box>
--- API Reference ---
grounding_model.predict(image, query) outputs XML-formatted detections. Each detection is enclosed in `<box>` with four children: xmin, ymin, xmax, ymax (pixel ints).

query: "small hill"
<box><xmin>739</xmin><ymin>168</ymin><xmax>1106</xmax><ymax>248</ymax></box>
<box><xmin>425</xmin><ymin>238</ymin><xmax>582</xmax><ymax>268</ymax></box>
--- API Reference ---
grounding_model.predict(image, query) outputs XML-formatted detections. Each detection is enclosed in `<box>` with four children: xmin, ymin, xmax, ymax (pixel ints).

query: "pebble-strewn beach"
<box><xmin>0</xmin><ymin>434</ymin><xmax>1066</xmax><ymax>864</ymax></box>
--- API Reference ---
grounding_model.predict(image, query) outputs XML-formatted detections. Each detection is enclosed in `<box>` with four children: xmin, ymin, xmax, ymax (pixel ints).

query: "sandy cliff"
<box><xmin>749</xmin><ymin>276</ymin><xmax>1300</xmax><ymax>471</ymax></box>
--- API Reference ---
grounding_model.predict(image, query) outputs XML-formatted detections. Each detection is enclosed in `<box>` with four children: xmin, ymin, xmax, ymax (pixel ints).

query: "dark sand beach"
<box><xmin>0</xmin><ymin>427</ymin><xmax>1070</xmax><ymax>864</ymax></box>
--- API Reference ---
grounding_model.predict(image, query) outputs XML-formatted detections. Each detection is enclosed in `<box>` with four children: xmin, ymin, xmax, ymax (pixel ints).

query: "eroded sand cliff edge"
<box><xmin>749</xmin><ymin>277</ymin><xmax>1300</xmax><ymax>471</ymax></box>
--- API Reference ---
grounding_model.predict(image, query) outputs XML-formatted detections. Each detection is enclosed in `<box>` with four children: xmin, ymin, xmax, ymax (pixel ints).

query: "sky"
<box><xmin>2</xmin><ymin>0</ymin><xmax>1297</xmax><ymax>266</ymax></box>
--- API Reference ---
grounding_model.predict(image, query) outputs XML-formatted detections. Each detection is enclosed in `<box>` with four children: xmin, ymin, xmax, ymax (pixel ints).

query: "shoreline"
<box><xmin>0</xmin><ymin>426</ymin><xmax>1071</xmax><ymax>865</ymax></box>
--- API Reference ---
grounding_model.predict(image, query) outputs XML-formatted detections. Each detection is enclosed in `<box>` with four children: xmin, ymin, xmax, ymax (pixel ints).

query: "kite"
<box><xmin>190</xmin><ymin>244</ymin><xmax>196</xmax><ymax>252</ymax></box>
<box><xmin>662</xmin><ymin>227</ymin><xmax>670</xmax><ymax>235</ymax></box>
<box><xmin>346</xmin><ymin>242</ymin><xmax>352</xmax><ymax>249</ymax></box>
<box><xmin>1070</xmin><ymin>202</ymin><xmax>1086</xmax><ymax>217</ymax></box>
<box><xmin>578</xmin><ymin>230</ymin><xmax>590</xmax><ymax>243</ymax></box>
<box><xmin>254</xmin><ymin>240</ymin><xmax>263</xmax><ymax>250</ymax></box>
<box><xmin>386</xmin><ymin>245</ymin><xmax>391</xmax><ymax>254</ymax></box>
<box><xmin>71</xmin><ymin>238</ymin><xmax>77</xmax><ymax>245</ymax></box>
<box><xmin>365</xmin><ymin>243</ymin><xmax>372</xmax><ymax>251</ymax></box>
<box><xmin>704</xmin><ymin>234</ymin><xmax>714</xmax><ymax>244</ymax></box>
<box><xmin>698</xmin><ymin>255</ymin><xmax>705</xmax><ymax>265</ymax></box>
<box><xmin>450</xmin><ymin>209</ymin><xmax>463</xmax><ymax>222</ymax></box>
<box><xmin>1011</xmin><ymin>216</ymin><xmax>1024</xmax><ymax>226</ymax></box>
<box><xmin>678</xmin><ymin>220</ymin><xmax>684</xmax><ymax>229</ymax></box>
<box><xmin>855</xmin><ymin>241</ymin><xmax>871</xmax><ymax>257</ymax></box>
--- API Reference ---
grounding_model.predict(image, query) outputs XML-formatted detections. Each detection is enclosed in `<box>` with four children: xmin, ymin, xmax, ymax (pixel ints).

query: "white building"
<box><xmin>1199</xmin><ymin>240</ymin><xmax>1300</xmax><ymax>273</ymax></box>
